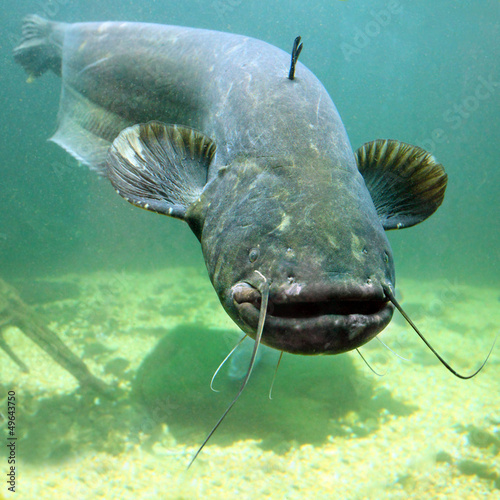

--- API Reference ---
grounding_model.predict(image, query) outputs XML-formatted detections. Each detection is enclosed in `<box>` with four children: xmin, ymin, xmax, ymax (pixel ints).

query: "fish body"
<box><xmin>14</xmin><ymin>16</ymin><xmax>447</xmax><ymax>356</ymax></box>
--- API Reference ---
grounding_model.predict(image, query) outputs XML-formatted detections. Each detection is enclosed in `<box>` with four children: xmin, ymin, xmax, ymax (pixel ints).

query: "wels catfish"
<box><xmin>14</xmin><ymin>16</ymin><xmax>493</xmax><ymax>466</ymax></box>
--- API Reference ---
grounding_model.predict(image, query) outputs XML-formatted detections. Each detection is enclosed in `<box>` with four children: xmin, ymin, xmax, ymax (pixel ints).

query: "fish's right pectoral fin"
<box><xmin>106</xmin><ymin>121</ymin><xmax>216</xmax><ymax>221</ymax></box>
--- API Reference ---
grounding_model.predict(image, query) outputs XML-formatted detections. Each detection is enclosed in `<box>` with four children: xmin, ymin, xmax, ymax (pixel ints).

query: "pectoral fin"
<box><xmin>106</xmin><ymin>121</ymin><xmax>216</xmax><ymax>220</ymax></box>
<box><xmin>355</xmin><ymin>140</ymin><xmax>447</xmax><ymax>230</ymax></box>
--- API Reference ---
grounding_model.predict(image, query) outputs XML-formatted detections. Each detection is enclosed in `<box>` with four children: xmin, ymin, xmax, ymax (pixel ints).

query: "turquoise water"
<box><xmin>1</xmin><ymin>0</ymin><xmax>498</xmax><ymax>283</ymax></box>
<box><xmin>0</xmin><ymin>1</ymin><xmax>498</xmax><ymax>498</ymax></box>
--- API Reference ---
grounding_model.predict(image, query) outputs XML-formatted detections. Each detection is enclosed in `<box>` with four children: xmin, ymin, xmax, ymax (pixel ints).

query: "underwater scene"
<box><xmin>0</xmin><ymin>1</ymin><xmax>498</xmax><ymax>499</ymax></box>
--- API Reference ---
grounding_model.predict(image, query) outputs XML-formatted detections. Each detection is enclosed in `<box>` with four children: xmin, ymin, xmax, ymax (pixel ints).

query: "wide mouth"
<box><xmin>231</xmin><ymin>282</ymin><xmax>394</xmax><ymax>354</ymax></box>
<box><xmin>232</xmin><ymin>283</ymin><xmax>388</xmax><ymax>317</ymax></box>
<box><xmin>265</xmin><ymin>298</ymin><xmax>387</xmax><ymax>318</ymax></box>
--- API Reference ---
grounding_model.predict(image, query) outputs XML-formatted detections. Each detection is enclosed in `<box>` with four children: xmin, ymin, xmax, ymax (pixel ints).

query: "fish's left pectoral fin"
<box><xmin>355</xmin><ymin>140</ymin><xmax>448</xmax><ymax>230</ymax></box>
<box><xmin>106</xmin><ymin>121</ymin><xmax>216</xmax><ymax>220</ymax></box>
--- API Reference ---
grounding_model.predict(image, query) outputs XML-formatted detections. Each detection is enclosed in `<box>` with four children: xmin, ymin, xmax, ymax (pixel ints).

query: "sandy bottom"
<box><xmin>0</xmin><ymin>267</ymin><xmax>498</xmax><ymax>499</ymax></box>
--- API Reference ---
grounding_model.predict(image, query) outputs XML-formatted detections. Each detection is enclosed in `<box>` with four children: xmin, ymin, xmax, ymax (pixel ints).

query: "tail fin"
<box><xmin>13</xmin><ymin>15</ymin><xmax>65</xmax><ymax>77</ymax></box>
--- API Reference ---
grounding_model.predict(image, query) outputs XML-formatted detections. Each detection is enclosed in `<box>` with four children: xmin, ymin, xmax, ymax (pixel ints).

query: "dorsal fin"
<box><xmin>355</xmin><ymin>140</ymin><xmax>448</xmax><ymax>230</ymax></box>
<box><xmin>106</xmin><ymin>121</ymin><xmax>216</xmax><ymax>220</ymax></box>
<box><xmin>288</xmin><ymin>36</ymin><xmax>303</xmax><ymax>80</ymax></box>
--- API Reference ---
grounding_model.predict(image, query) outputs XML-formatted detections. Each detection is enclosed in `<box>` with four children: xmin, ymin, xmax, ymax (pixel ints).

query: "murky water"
<box><xmin>0</xmin><ymin>1</ymin><xmax>498</xmax><ymax>498</ymax></box>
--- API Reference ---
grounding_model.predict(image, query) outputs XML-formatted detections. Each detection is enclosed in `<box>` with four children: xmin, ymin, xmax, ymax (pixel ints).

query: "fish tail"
<box><xmin>13</xmin><ymin>15</ymin><xmax>65</xmax><ymax>78</ymax></box>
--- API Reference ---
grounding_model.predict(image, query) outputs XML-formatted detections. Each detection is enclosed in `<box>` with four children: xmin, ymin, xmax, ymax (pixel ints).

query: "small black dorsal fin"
<box><xmin>288</xmin><ymin>36</ymin><xmax>303</xmax><ymax>80</ymax></box>
<box><xmin>355</xmin><ymin>140</ymin><xmax>448</xmax><ymax>230</ymax></box>
<box><xmin>106</xmin><ymin>121</ymin><xmax>216</xmax><ymax>220</ymax></box>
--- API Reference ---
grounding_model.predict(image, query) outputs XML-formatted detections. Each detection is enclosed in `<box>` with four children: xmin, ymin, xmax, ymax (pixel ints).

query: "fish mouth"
<box><xmin>231</xmin><ymin>282</ymin><xmax>394</xmax><ymax>355</ymax></box>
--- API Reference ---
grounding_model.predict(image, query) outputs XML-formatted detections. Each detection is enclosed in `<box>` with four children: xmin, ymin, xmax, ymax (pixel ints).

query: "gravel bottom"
<box><xmin>0</xmin><ymin>269</ymin><xmax>498</xmax><ymax>499</ymax></box>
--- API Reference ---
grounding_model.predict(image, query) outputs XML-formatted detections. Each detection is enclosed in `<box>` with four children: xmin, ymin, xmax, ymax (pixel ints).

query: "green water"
<box><xmin>0</xmin><ymin>1</ymin><xmax>498</xmax><ymax>499</ymax></box>
<box><xmin>1</xmin><ymin>0</ymin><xmax>498</xmax><ymax>283</ymax></box>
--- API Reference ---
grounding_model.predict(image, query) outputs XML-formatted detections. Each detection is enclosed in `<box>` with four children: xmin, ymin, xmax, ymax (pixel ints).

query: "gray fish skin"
<box><xmin>14</xmin><ymin>18</ymin><xmax>447</xmax><ymax>356</ymax></box>
<box><xmin>192</xmin><ymin>150</ymin><xmax>394</xmax><ymax>355</ymax></box>
<box><xmin>23</xmin><ymin>20</ymin><xmax>355</xmax><ymax>177</ymax></box>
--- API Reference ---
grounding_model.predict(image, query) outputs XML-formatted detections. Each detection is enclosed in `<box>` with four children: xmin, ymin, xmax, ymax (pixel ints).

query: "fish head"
<box><xmin>196</xmin><ymin>157</ymin><xmax>396</xmax><ymax>355</ymax></box>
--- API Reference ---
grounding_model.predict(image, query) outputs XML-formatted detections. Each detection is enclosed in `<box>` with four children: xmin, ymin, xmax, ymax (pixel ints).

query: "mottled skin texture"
<box><xmin>17</xmin><ymin>20</ymin><xmax>397</xmax><ymax>355</ymax></box>
<box><xmin>188</xmin><ymin>154</ymin><xmax>395</xmax><ymax>354</ymax></box>
<box><xmin>52</xmin><ymin>21</ymin><xmax>355</xmax><ymax>173</ymax></box>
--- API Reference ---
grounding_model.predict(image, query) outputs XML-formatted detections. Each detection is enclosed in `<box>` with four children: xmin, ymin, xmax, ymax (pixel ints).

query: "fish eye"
<box><xmin>248</xmin><ymin>248</ymin><xmax>260</xmax><ymax>263</ymax></box>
